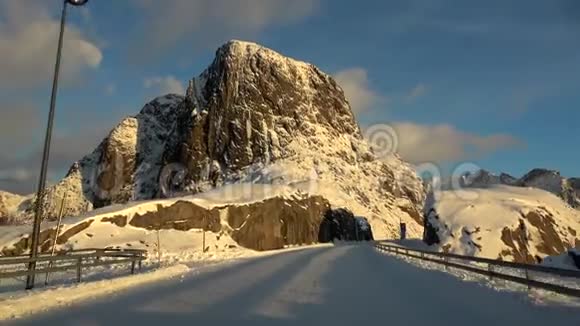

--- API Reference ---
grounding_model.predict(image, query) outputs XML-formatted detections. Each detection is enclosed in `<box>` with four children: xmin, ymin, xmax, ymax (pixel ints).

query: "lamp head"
<box><xmin>66</xmin><ymin>0</ymin><xmax>89</xmax><ymax>6</ymax></box>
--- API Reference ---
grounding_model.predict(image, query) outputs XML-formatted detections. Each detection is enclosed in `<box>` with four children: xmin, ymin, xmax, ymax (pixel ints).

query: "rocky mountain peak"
<box><xmin>520</xmin><ymin>168</ymin><xmax>561</xmax><ymax>184</ymax></box>
<box><xmin>188</xmin><ymin>39</ymin><xmax>359</xmax><ymax>134</ymax></box>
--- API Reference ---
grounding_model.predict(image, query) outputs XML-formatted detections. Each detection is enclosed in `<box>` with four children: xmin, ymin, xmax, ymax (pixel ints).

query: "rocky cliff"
<box><xmin>7</xmin><ymin>40</ymin><xmax>424</xmax><ymax>239</ymax></box>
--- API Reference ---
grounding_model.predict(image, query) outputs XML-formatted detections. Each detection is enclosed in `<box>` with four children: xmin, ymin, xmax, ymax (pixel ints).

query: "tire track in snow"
<box><xmin>251</xmin><ymin>245</ymin><xmax>352</xmax><ymax>318</ymax></box>
<box><xmin>136</xmin><ymin>246</ymin><xmax>330</xmax><ymax>315</ymax></box>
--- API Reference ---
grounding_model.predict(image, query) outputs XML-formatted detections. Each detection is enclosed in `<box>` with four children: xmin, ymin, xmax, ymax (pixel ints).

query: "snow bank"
<box><xmin>0</xmin><ymin>264</ymin><xmax>189</xmax><ymax>320</ymax></box>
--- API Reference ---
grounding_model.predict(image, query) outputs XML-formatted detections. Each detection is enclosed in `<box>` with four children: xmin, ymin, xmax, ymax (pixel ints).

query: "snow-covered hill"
<box><xmin>424</xmin><ymin>185</ymin><xmax>580</xmax><ymax>263</ymax></box>
<box><xmin>0</xmin><ymin>40</ymin><xmax>424</xmax><ymax>240</ymax></box>
<box><xmin>463</xmin><ymin>169</ymin><xmax>580</xmax><ymax>209</ymax></box>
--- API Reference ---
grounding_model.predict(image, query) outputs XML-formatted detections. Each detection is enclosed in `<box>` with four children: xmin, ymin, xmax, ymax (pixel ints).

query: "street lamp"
<box><xmin>26</xmin><ymin>0</ymin><xmax>90</xmax><ymax>290</ymax></box>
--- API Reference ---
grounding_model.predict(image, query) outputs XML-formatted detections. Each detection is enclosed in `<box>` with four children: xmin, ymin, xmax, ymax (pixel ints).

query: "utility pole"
<box><xmin>26</xmin><ymin>0</ymin><xmax>90</xmax><ymax>290</ymax></box>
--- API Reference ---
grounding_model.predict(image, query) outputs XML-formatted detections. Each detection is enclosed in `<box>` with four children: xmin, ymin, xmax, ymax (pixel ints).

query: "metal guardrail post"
<box><xmin>131</xmin><ymin>260</ymin><xmax>136</xmax><ymax>275</ymax></box>
<box><xmin>76</xmin><ymin>257</ymin><xmax>82</xmax><ymax>283</ymax></box>
<box><xmin>525</xmin><ymin>268</ymin><xmax>531</xmax><ymax>291</ymax></box>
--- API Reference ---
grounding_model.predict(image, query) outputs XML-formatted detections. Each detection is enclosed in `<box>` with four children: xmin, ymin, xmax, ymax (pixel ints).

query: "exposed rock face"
<box><xmin>463</xmin><ymin>169</ymin><xmax>580</xmax><ymax>209</ymax></box>
<box><xmin>130</xmin><ymin>201</ymin><xmax>221</xmax><ymax>232</ymax></box>
<box><xmin>423</xmin><ymin>185</ymin><xmax>579</xmax><ymax>264</ymax></box>
<box><xmin>227</xmin><ymin>195</ymin><xmax>330</xmax><ymax>250</ymax></box>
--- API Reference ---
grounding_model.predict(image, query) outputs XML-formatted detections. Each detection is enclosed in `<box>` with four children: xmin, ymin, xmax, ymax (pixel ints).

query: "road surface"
<box><xmin>8</xmin><ymin>245</ymin><xmax>580</xmax><ymax>325</ymax></box>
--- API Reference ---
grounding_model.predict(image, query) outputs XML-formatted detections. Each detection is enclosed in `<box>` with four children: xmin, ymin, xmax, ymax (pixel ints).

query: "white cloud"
<box><xmin>334</xmin><ymin>68</ymin><xmax>384</xmax><ymax>113</ymax></box>
<box><xmin>129</xmin><ymin>0</ymin><xmax>319</xmax><ymax>59</ymax></box>
<box><xmin>406</xmin><ymin>83</ymin><xmax>428</xmax><ymax>102</ymax></box>
<box><xmin>0</xmin><ymin>1</ymin><xmax>103</xmax><ymax>88</ymax></box>
<box><xmin>144</xmin><ymin>76</ymin><xmax>185</xmax><ymax>95</ymax></box>
<box><xmin>389</xmin><ymin>122</ymin><xmax>522</xmax><ymax>163</ymax></box>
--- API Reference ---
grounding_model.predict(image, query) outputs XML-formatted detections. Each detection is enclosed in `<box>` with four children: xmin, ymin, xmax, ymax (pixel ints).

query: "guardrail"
<box><xmin>374</xmin><ymin>242</ymin><xmax>580</xmax><ymax>297</ymax></box>
<box><xmin>0</xmin><ymin>248</ymin><xmax>147</xmax><ymax>289</ymax></box>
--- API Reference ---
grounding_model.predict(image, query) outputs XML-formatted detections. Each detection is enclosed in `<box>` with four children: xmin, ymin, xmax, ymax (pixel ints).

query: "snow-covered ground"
<box><xmin>2</xmin><ymin>245</ymin><xmax>579</xmax><ymax>325</ymax></box>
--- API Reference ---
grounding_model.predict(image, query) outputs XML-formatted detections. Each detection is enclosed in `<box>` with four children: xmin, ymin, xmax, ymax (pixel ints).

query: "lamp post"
<box><xmin>26</xmin><ymin>0</ymin><xmax>90</xmax><ymax>290</ymax></box>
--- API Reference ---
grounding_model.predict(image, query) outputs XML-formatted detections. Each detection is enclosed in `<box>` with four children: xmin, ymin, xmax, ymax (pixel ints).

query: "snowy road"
<box><xmin>7</xmin><ymin>245</ymin><xmax>580</xmax><ymax>325</ymax></box>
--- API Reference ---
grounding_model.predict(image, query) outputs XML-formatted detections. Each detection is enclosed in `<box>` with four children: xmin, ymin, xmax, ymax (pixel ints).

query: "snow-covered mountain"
<box><xmin>424</xmin><ymin>185</ymin><xmax>580</xmax><ymax>264</ymax></box>
<box><xmin>462</xmin><ymin>169</ymin><xmax>580</xmax><ymax>209</ymax></box>
<box><xmin>1</xmin><ymin>40</ymin><xmax>424</xmax><ymax>240</ymax></box>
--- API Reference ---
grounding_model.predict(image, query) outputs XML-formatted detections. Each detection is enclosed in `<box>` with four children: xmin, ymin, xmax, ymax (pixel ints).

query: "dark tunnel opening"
<box><xmin>318</xmin><ymin>208</ymin><xmax>374</xmax><ymax>243</ymax></box>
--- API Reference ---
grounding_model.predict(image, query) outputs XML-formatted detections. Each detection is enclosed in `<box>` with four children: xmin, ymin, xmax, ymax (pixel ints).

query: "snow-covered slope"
<box><xmin>424</xmin><ymin>185</ymin><xmax>580</xmax><ymax>263</ymax></box>
<box><xmin>463</xmin><ymin>169</ymin><xmax>580</xmax><ymax>209</ymax></box>
<box><xmin>0</xmin><ymin>191</ymin><xmax>29</xmax><ymax>224</ymax></box>
<box><xmin>1</xmin><ymin>40</ymin><xmax>424</xmax><ymax>239</ymax></box>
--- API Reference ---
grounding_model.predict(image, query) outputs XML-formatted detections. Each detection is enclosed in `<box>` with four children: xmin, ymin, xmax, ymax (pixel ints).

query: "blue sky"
<box><xmin>0</xmin><ymin>0</ymin><xmax>579</xmax><ymax>193</ymax></box>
